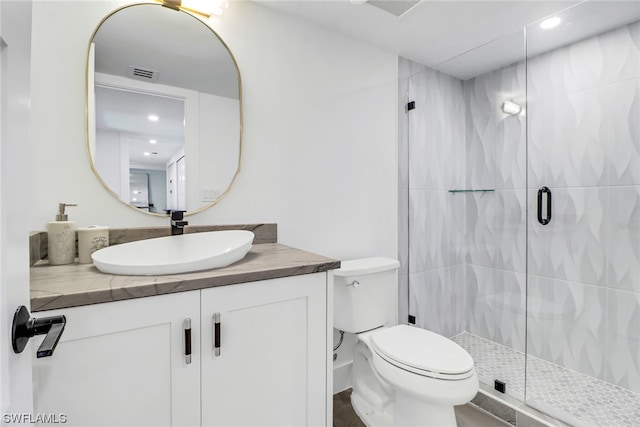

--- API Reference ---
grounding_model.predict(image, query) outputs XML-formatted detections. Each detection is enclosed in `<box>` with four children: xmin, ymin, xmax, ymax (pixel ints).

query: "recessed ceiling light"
<box><xmin>148</xmin><ymin>115</ymin><xmax>159</xmax><ymax>122</ymax></box>
<box><xmin>144</xmin><ymin>152</ymin><xmax>151</xmax><ymax>156</ymax></box>
<box><xmin>149</xmin><ymin>139</ymin><xmax>157</xmax><ymax>144</ymax></box>
<box><xmin>540</xmin><ymin>16</ymin><xmax>561</xmax><ymax>30</ymax></box>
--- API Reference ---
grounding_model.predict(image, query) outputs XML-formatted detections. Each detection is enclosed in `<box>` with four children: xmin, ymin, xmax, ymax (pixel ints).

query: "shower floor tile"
<box><xmin>452</xmin><ymin>332</ymin><xmax>640</xmax><ymax>427</ymax></box>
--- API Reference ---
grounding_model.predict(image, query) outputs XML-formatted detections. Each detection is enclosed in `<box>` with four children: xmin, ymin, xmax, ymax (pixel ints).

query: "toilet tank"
<box><xmin>333</xmin><ymin>257</ymin><xmax>400</xmax><ymax>333</ymax></box>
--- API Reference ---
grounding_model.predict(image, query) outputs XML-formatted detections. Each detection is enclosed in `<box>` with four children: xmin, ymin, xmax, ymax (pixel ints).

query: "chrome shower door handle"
<box><xmin>537</xmin><ymin>186</ymin><xmax>552</xmax><ymax>225</ymax></box>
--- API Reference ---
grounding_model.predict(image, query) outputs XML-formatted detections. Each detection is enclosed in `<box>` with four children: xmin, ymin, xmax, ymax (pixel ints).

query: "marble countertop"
<box><xmin>31</xmin><ymin>243</ymin><xmax>340</xmax><ymax>312</ymax></box>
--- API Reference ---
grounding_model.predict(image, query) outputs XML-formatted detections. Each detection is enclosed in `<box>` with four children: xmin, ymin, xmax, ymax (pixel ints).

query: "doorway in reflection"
<box><xmin>94</xmin><ymin>86</ymin><xmax>185</xmax><ymax>213</ymax></box>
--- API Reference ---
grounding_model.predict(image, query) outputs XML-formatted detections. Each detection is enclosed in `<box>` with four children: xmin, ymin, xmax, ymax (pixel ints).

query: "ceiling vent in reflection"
<box><xmin>127</xmin><ymin>65</ymin><xmax>159</xmax><ymax>82</ymax></box>
<box><xmin>367</xmin><ymin>0</ymin><xmax>420</xmax><ymax>17</ymax></box>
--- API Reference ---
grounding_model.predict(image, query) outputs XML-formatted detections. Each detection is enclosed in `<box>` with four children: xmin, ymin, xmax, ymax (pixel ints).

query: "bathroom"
<box><xmin>0</xmin><ymin>0</ymin><xmax>638</xmax><ymax>426</ymax></box>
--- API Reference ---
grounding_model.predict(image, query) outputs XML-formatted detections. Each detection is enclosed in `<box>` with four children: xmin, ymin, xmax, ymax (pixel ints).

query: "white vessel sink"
<box><xmin>91</xmin><ymin>230</ymin><xmax>254</xmax><ymax>275</ymax></box>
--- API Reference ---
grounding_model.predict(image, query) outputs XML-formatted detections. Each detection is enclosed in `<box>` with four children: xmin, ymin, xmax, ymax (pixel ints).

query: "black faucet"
<box><xmin>170</xmin><ymin>210</ymin><xmax>188</xmax><ymax>235</ymax></box>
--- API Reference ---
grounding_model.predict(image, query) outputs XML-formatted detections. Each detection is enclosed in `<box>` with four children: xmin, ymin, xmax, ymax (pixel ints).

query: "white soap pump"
<box><xmin>47</xmin><ymin>203</ymin><xmax>77</xmax><ymax>265</ymax></box>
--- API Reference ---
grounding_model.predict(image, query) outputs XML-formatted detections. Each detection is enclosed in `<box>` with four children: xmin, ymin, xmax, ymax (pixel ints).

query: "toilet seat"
<box><xmin>370</xmin><ymin>325</ymin><xmax>475</xmax><ymax>380</ymax></box>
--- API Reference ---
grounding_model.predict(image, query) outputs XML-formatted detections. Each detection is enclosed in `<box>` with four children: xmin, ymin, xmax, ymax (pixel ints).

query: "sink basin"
<box><xmin>91</xmin><ymin>230</ymin><xmax>254</xmax><ymax>275</ymax></box>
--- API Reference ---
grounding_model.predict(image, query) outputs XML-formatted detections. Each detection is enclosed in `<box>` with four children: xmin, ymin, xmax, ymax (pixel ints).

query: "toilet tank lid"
<box><xmin>334</xmin><ymin>257</ymin><xmax>400</xmax><ymax>277</ymax></box>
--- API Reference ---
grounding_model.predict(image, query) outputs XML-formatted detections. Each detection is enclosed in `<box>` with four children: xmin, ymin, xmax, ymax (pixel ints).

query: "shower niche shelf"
<box><xmin>448</xmin><ymin>189</ymin><xmax>495</xmax><ymax>194</ymax></box>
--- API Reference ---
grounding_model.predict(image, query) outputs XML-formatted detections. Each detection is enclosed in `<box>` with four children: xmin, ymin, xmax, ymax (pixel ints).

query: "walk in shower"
<box><xmin>398</xmin><ymin>2</ymin><xmax>639</xmax><ymax>425</ymax></box>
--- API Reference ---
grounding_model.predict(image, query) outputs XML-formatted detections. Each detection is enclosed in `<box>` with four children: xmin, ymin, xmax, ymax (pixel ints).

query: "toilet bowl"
<box><xmin>334</xmin><ymin>258</ymin><xmax>478</xmax><ymax>427</ymax></box>
<box><xmin>351</xmin><ymin>325</ymin><xmax>478</xmax><ymax>426</ymax></box>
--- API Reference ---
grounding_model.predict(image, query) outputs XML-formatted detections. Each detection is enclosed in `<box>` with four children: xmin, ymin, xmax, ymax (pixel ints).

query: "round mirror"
<box><xmin>87</xmin><ymin>3</ymin><xmax>242</xmax><ymax>216</ymax></box>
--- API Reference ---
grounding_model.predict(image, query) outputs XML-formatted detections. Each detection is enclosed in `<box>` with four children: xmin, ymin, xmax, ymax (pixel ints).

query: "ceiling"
<box><xmin>95</xmin><ymin>86</ymin><xmax>185</xmax><ymax>169</ymax></box>
<box><xmin>93</xmin><ymin>3</ymin><xmax>239</xmax><ymax>98</ymax></box>
<box><xmin>92</xmin><ymin>3</ymin><xmax>239</xmax><ymax>171</ymax></box>
<box><xmin>91</xmin><ymin>0</ymin><xmax>639</xmax><ymax>165</ymax></box>
<box><xmin>257</xmin><ymin>0</ymin><xmax>640</xmax><ymax>79</ymax></box>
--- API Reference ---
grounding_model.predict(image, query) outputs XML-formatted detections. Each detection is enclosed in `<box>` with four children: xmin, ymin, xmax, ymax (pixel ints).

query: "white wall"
<box><xmin>95</xmin><ymin>129</ymin><xmax>124</xmax><ymax>199</ymax></box>
<box><xmin>29</xmin><ymin>0</ymin><xmax>397</xmax><ymax>260</ymax></box>
<box><xmin>1</xmin><ymin>0</ymin><xmax>34</xmax><ymax>414</ymax></box>
<box><xmin>198</xmin><ymin>92</ymin><xmax>239</xmax><ymax>204</ymax></box>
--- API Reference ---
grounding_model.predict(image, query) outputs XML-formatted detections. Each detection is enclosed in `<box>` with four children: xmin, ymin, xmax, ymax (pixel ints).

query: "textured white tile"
<box><xmin>529</xmin><ymin>277</ymin><xmax>608</xmax><ymax>380</ymax></box>
<box><xmin>527</xmin><ymin>47</ymin><xmax>571</xmax><ymax>101</ymax></box>
<box><xmin>493</xmin><ymin>270</ymin><xmax>526</xmax><ymax>353</ymax></box>
<box><xmin>606</xmin><ymin>289</ymin><xmax>640</xmax><ymax>393</ymax></box>
<box><xmin>451</xmin><ymin>264</ymin><xmax>467</xmax><ymax>337</ymax></box>
<box><xmin>532</xmin><ymin>88</ymin><xmax>607</xmax><ymax>188</ymax></box>
<box><xmin>565</xmin><ymin>35</ymin><xmax>604</xmax><ymax>93</ymax></box>
<box><xmin>409</xmin><ymin>190</ymin><xmax>452</xmax><ymax>272</ymax></box>
<box><xmin>398</xmin><ymin>75</ymin><xmax>409</xmax><ymax>192</ymax></box>
<box><xmin>525</xmin><ymin>275</ymin><xmax>548</xmax><ymax>360</ymax></box>
<box><xmin>464</xmin><ymin>81</ymin><xmax>498</xmax><ymax>190</ymax></box>
<box><xmin>606</xmin><ymin>79</ymin><xmax>640</xmax><ymax>186</ymax></box>
<box><xmin>449</xmin><ymin>192</ymin><xmax>466</xmax><ymax>266</ymax></box>
<box><xmin>465</xmin><ymin>265</ymin><xmax>525</xmax><ymax>352</ymax></box>
<box><xmin>401</xmin><ymin>24</ymin><xmax>640</xmax><ymax>425</ymax></box>
<box><xmin>455</xmin><ymin>333</ymin><xmax>640</xmax><ymax>427</ymax></box>
<box><xmin>409</xmin><ymin>268</ymin><xmax>455</xmax><ymax>338</ymax></box>
<box><xmin>601</xmin><ymin>21</ymin><xmax>640</xmax><ymax>86</ymax></box>
<box><xmin>466</xmin><ymin>192</ymin><xmax>497</xmax><ymax>268</ymax></box>
<box><xmin>466</xmin><ymin>264</ymin><xmax>496</xmax><ymax>342</ymax></box>
<box><xmin>495</xmin><ymin>190</ymin><xmax>526</xmax><ymax>273</ymax></box>
<box><xmin>528</xmin><ymin>188</ymin><xmax>608</xmax><ymax>286</ymax></box>
<box><xmin>408</xmin><ymin>67</ymin><xmax>464</xmax><ymax>191</ymax></box>
<box><xmin>496</xmin><ymin>112</ymin><xmax>526</xmax><ymax>190</ymax></box>
<box><xmin>408</xmin><ymin>71</ymin><xmax>430</xmax><ymax>191</ymax></box>
<box><xmin>398</xmin><ymin>189</ymin><xmax>409</xmax><ymax>276</ymax></box>
<box><xmin>608</xmin><ymin>186</ymin><xmax>640</xmax><ymax>293</ymax></box>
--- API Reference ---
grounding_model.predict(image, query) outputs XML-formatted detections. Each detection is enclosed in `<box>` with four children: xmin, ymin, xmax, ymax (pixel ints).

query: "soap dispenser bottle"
<box><xmin>47</xmin><ymin>203</ymin><xmax>77</xmax><ymax>265</ymax></box>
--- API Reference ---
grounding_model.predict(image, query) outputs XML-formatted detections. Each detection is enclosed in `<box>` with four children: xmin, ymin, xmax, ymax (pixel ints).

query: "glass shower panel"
<box><xmin>401</xmin><ymin>28</ymin><xmax>527</xmax><ymax>403</ymax></box>
<box><xmin>525</xmin><ymin>2</ymin><xmax>640</xmax><ymax>425</ymax></box>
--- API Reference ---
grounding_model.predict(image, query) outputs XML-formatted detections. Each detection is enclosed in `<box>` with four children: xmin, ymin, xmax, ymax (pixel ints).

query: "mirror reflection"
<box><xmin>88</xmin><ymin>3</ymin><xmax>241</xmax><ymax>215</ymax></box>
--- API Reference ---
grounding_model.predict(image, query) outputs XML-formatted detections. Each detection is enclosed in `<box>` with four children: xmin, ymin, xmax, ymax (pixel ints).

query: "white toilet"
<box><xmin>334</xmin><ymin>257</ymin><xmax>478</xmax><ymax>427</ymax></box>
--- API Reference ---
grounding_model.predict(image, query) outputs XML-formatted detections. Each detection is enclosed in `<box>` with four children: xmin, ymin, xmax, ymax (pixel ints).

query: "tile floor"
<box><xmin>453</xmin><ymin>333</ymin><xmax>640</xmax><ymax>427</ymax></box>
<box><xmin>333</xmin><ymin>389</ymin><xmax>509</xmax><ymax>427</ymax></box>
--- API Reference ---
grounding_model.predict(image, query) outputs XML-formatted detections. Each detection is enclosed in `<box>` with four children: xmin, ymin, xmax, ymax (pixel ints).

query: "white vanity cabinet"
<box><xmin>31</xmin><ymin>272</ymin><xmax>329</xmax><ymax>427</ymax></box>
<box><xmin>32</xmin><ymin>290</ymin><xmax>201</xmax><ymax>427</ymax></box>
<box><xmin>200</xmin><ymin>273</ymin><xmax>327</xmax><ymax>427</ymax></box>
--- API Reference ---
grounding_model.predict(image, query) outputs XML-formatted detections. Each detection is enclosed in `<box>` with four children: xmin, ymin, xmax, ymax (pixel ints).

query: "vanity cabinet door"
<box><xmin>32</xmin><ymin>291</ymin><xmax>201</xmax><ymax>427</ymax></box>
<box><xmin>200</xmin><ymin>273</ymin><xmax>327</xmax><ymax>427</ymax></box>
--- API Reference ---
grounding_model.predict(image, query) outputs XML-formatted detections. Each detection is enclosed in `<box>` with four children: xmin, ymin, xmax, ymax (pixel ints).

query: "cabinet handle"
<box><xmin>213</xmin><ymin>313</ymin><xmax>221</xmax><ymax>357</ymax></box>
<box><xmin>184</xmin><ymin>318</ymin><xmax>192</xmax><ymax>365</ymax></box>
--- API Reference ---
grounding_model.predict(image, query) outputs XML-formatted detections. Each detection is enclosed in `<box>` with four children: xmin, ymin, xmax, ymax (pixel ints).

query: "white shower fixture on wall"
<box><xmin>501</xmin><ymin>100</ymin><xmax>522</xmax><ymax>116</ymax></box>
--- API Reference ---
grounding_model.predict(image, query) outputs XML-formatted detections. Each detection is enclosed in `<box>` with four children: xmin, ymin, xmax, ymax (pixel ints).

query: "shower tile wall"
<box><xmin>398</xmin><ymin>54</ymin><xmax>528</xmax><ymax>351</ymax></box>
<box><xmin>464</xmin><ymin>59</ymin><xmax>527</xmax><ymax>355</ymax></box>
<box><xmin>400</xmin><ymin>19</ymin><xmax>640</xmax><ymax>402</ymax></box>
<box><xmin>526</xmin><ymin>21</ymin><xmax>640</xmax><ymax>394</ymax></box>
<box><xmin>398</xmin><ymin>58</ymin><xmax>467</xmax><ymax>338</ymax></box>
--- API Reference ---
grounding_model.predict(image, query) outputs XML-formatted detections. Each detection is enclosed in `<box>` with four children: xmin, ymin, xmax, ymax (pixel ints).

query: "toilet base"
<box><xmin>394</xmin><ymin>390</ymin><xmax>457</xmax><ymax>427</ymax></box>
<box><xmin>352</xmin><ymin>389</ymin><xmax>457</xmax><ymax>427</ymax></box>
<box><xmin>351</xmin><ymin>391</ymin><xmax>392</xmax><ymax>427</ymax></box>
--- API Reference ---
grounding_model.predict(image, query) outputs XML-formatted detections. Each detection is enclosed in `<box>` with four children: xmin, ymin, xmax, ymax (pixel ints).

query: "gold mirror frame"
<box><xmin>86</xmin><ymin>2</ymin><xmax>243</xmax><ymax>217</ymax></box>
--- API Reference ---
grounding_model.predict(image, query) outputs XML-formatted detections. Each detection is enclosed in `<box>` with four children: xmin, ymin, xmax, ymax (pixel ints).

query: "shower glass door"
<box><xmin>525</xmin><ymin>3</ymin><xmax>640</xmax><ymax>425</ymax></box>
<box><xmin>400</xmin><ymin>27</ymin><xmax>529</xmax><ymax>405</ymax></box>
